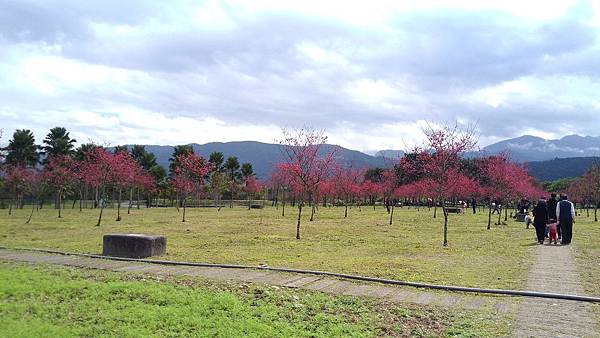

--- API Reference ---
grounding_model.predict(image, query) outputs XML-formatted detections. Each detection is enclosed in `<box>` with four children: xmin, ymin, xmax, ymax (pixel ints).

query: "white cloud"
<box><xmin>1</xmin><ymin>0</ymin><xmax>600</xmax><ymax>153</ymax></box>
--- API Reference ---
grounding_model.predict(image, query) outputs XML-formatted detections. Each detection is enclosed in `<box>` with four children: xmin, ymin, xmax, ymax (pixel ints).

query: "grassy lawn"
<box><xmin>0</xmin><ymin>262</ymin><xmax>511</xmax><ymax>337</ymax></box>
<box><xmin>570</xmin><ymin>212</ymin><xmax>600</xmax><ymax>321</ymax></box>
<box><xmin>0</xmin><ymin>204</ymin><xmax>536</xmax><ymax>289</ymax></box>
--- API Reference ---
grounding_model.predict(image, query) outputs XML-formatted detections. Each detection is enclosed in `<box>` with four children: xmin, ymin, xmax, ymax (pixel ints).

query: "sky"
<box><xmin>2</xmin><ymin>0</ymin><xmax>600</xmax><ymax>153</ymax></box>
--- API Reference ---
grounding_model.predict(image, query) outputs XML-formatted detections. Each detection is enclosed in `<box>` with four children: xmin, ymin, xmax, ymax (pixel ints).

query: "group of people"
<box><xmin>531</xmin><ymin>193</ymin><xmax>575</xmax><ymax>245</ymax></box>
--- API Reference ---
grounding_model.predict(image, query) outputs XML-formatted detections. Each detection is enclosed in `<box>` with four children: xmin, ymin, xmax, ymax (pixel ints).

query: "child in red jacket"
<box><xmin>546</xmin><ymin>219</ymin><xmax>559</xmax><ymax>245</ymax></box>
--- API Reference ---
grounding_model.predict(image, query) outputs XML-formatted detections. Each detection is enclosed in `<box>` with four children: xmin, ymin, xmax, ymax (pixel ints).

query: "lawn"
<box><xmin>570</xmin><ymin>212</ymin><xmax>600</xmax><ymax>322</ymax></box>
<box><xmin>0</xmin><ymin>262</ymin><xmax>511</xmax><ymax>337</ymax></box>
<box><xmin>0</xmin><ymin>204</ymin><xmax>536</xmax><ymax>289</ymax></box>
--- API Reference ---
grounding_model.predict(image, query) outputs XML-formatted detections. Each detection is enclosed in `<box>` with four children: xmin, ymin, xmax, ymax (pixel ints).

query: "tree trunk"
<box><xmin>79</xmin><ymin>187</ymin><xmax>83</xmax><ymax>212</ymax></box>
<box><xmin>504</xmin><ymin>205</ymin><xmax>508</xmax><ymax>223</ymax></box>
<box><xmin>595</xmin><ymin>205</ymin><xmax>598</xmax><ymax>222</ymax></box>
<box><xmin>116</xmin><ymin>189</ymin><xmax>122</xmax><ymax>221</ymax></box>
<box><xmin>487</xmin><ymin>204</ymin><xmax>492</xmax><ymax>230</ymax></box>
<box><xmin>96</xmin><ymin>203</ymin><xmax>104</xmax><ymax>226</ymax></box>
<box><xmin>8</xmin><ymin>202</ymin><xmax>12</xmax><ymax>215</ymax></box>
<box><xmin>296</xmin><ymin>204</ymin><xmax>302</xmax><ymax>239</ymax></box>
<box><xmin>586</xmin><ymin>204</ymin><xmax>589</xmax><ymax>218</ymax></box>
<box><xmin>344</xmin><ymin>199</ymin><xmax>348</xmax><ymax>218</ymax></box>
<box><xmin>282</xmin><ymin>192</ymin><xmax>286</xmax><ymax>217</ymax></box>
<box><xmin>443</xmin><ymin>207</ymin><xmax>449</xmax><ymax>247</ymax></box>
<box><xmin>389</xmin><ymin>205</ymin><xmax>394</xmax><ymax>225</ymax></box>
<box><xmin>433</xmin><ymin>205</ymin><xmax>437</xmax><ymax>218</ymax></box>
<box><xmin>182</xmin><ymin>198</ymin><xmax>187</xmax><ymax>222</ymax></box>
<box><xmin>497</xmin><ymin>207</ymin><xmax>502</xmax><ymax>225</ymax></box>
<box><xmin>128</xmin><ymin>188</ymin><xmax>133</xmax><ymax>214</ymax></box>
<box><xmin>57</xmin><ymin>193</ymin><xmax>62</xmax><ymax>218</ymax></box>
<box><xmin>72</xmin><ymin>198</ymin><xmax>76</xmax><ymax>209</ymax></box>
<box><xmin>26</xmin><ymin>199</ymin><xmax>35</xmax><ymax>224</ymax></box>
<box><xmin>137</xmin><ymin>188</ymin><xmax>141</xmax><ymax>209</ymax></box>
<box><xmin>310</xmin><ymin>204</ymin><xmax>315</xmax><ymax>221</ymax></box>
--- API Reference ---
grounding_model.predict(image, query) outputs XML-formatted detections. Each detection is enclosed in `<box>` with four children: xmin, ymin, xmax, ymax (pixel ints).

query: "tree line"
<box><xmin>271</xmin><ymin>125</ymin><xmax>545</xmax><ymax>245</ymax></box>
<box><xmin>1</xmin><ymin>125</ymin><xmax>545</xmax><ymax>247</ymax></box>
<box><xmin>0</xmin><ymin>127</ymin><xmax>261</xmax><ymax>224</ymax></box>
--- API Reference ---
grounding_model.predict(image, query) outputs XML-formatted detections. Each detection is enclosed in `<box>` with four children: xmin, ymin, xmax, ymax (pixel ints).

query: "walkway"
<box><xmin>515</xmin><ymin>244</ymin><xmax>598</xmax><ymax>337</ymax></box>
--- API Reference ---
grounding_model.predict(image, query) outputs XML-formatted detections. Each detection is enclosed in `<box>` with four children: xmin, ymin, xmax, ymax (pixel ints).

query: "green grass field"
<box><xmin>2</xmin><ymin>204</ymin><xmax>599</xmax><ymax>336</ymax></box>
<box><xmin>0</xmin><ymin>262</ymin><xmax>511</xmax><ymax>337</ymax></box>
<box><xmin>570</xmin><ymin>212</ymin><xmax>600</xmax><ymax>322</ymax></box>
<box><xmin>1</xmin><ymin>203</ymin><xmax>538</xmax><ymax>289</ymax></box>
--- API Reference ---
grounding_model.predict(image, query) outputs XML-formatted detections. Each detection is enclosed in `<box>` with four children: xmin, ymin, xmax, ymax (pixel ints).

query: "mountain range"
<box><xmin>477</xmin><ymin>135</ymin><xmax>600</xmax><ymax>162</ymax></box>
<box><xmin>130</xmin><ymin>142</ymin><xmax>389</xmax><ymax>179</ymax></box>
<box><xmin>126</xmin><ymin>134</ymin><xmax>600</xmax><ymax>182</ymax></box>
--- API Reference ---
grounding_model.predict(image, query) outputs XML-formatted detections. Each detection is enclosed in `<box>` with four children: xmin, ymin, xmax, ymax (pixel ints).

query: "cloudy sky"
<box><xmin>2</xmin><ymin>0</ymin><xmax>600</xmax><ymax>153</ymax></box>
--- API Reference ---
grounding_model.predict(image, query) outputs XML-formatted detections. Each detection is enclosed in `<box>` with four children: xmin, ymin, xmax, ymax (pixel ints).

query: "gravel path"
<box><xmin>514</xmin><ymin>244</ymin><xmax>598</xmax><ymax>337</ymax></box>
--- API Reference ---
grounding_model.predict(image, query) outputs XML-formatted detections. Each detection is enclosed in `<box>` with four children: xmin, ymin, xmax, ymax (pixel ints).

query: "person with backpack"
<box><xmin>556</xmin><ymin>194</ymin><xmax>575</xmax><ymax>245</ymax></box>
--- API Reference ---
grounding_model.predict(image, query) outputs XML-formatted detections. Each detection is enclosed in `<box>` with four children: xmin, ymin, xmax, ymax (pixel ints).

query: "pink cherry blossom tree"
<box><xmin>415</xmin><ymin>123</ymin><xmax>477</xmax><ymax>246</ymax></box>
<box><xmin>43</xmin><ymin>155</ymin><xmax>76</xmax><ymax>218</ymax></box>
<box><xmin>4</xmin><ymin>165</ymin><xmax>35</xmax><ymax>215</ymax></box>
<box><xmin>172</xmin><ymin>153</ymin><xmax>213</xmax><ymax>222</ymax></box>
<box><xmin>80</xmin><ymin>147</ymin><xmax>115</xmax><ymax>226</ymax></box>
<box><xmin>277</xmin><ymin>128</ymin><xmax>337</xmax><ymax>239</ymax></box>
<box><xmin>333</xmin><ymin>166</ymin><xmax>364</xmax><ymax>218</ymax></box>
<box><xmin>244</xmin><ymin>176</ymin><xmax>263</xmax><ymax>210</ymax></box>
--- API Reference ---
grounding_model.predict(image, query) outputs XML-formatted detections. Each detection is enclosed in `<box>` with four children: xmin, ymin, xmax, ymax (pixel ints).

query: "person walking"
<box><xmin>532</xmin><ymin>197</ymin><xmax>548</xmax><ymax>244</ymax></box>
<box><xmin>547</xmin><ymin>193</ymin><xmax>559</xmax><ymax>239</ymax></box>
<box><xmin>471</xmin><ymin>197</ymin><xmax>477</xmax><ymax>214</ymax></box>
<box><xmin>556</xmin><ymin>194</ymin><xmax>575</xmax><ymax>245</ymax></box>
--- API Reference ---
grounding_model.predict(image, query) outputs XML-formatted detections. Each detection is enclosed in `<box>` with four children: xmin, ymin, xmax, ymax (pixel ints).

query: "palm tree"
<box><xmin>224</xmin><ymin>156</ymin><xmax>240</xmax><ymax>208</ymax></box>
<box><xmin>241</xmin><ymin>163</ymin><xmax>255</xmax><ymax>209</ymax></box>
<box><xmin>169</xmin><ymin>145</ymin><xmax>194</xmax><ymax>176</ymax></box>
<box><xmin>113</xmin><ymin>145</ymin><xmax>128</xmax><ymax>154</ymax></box>
<box><xmin>209</xmin><ymin>152</ymin><xmax>225</xmax><ymax>172</ymax></box>
<box><xmin>241</xmin><ymin>162</ymin><xmax>254</xmax><ymax>180</ymax></box>
<box><xmin>74</xmin><ymin>143</ymin><xmax>99</xmax><ymax>161</ymax></box>
<box><xmin>41</xmin><ymin>127</ymin><xmax>76</xmax><ymax>163</ymax></box>
<box><xmin>6</xmin><ymin>129</ymin><xmax>39</xmax><ymax>167</ymax></box>
<box><xmin>131</xmin><ymin>145</ymin><xmax>158</xmax><ymax>170</ymax></box>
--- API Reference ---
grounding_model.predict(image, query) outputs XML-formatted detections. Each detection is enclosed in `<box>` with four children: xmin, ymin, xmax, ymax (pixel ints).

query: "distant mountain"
<box><xmin>480</xmin><ymin>135</ymin><xmax>600</xmax><ymax>162</ymax></box>
<box><xmin>114</xmin><ymin>134</ymin><xmax>600</xmax><ymax>181</ymax></box>
<box><xmin>121</xmin><ymin>141</ymin><xmax>389</xmax><ymax>179</ymax></box>
<box><xmin>374</xmin><ymin>149</ymin><xmax>405</xmax><ymax>158</ymax></box>
<box><xmin>526</xmin><ymin>157</ymin><xmax>600</xmax><ymax>181</ymax></box>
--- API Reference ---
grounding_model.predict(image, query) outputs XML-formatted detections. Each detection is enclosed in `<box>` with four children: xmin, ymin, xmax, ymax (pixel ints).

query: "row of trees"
<box><xmin>1</xmin><ymin>125</ymin><xmax>545</xmax><ymax>246</ymax></box>
<box><xmin>1</xmin><ymin>128</ymin><xmax>264</xmax><ymax>223</ymax></box>
<box><xmin>565</xmin><ymin>163</ymin><xmax>600</xmax><ymax>221</ymax></box>
<box><xmin>271</xmin><ymin>125</ymin><xmax>544</xmax><ymax>245</ymax></box>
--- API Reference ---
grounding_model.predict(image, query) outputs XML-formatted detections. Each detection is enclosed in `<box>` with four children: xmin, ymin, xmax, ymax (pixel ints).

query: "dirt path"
<box><xmin>0</xmin><ymin>248</ymin><xmax>516</xmax><ymax>314</ymax></box>
<box><xmin>514</xmin><ymin>244</ymin><xmax>598</xmax><ymax>337</ymax></box>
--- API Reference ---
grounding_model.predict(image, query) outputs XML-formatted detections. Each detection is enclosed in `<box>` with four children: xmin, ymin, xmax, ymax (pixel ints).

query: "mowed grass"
<box><xmin>570</xmin><ymin>212</ymin><xmax>600</xmax><ymax>321</ymax></box>
<box><xmin>0</xmin><ymin>262</ymin><xmax>512</xmax><ymax>337</ymax></box>
<box><xmin>0</xmin><ymin>204</ymin><xmax>536</xmax><ymax>289</ymax></box>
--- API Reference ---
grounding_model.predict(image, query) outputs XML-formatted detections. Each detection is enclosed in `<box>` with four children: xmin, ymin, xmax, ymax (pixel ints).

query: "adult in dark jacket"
<box><xmin>532</xmin><ymin>198</ymin><xmax>548</xmax><ymax>244</ymax></box>
<box><xmin>557</xmin><ymin>194</ymin><xmax>575</xmax><ymax>245</ymax></box>
<box><xmin>547</xmin><ymin>193</ymin><xmax>559</xmax><ymax>238</ymax></box>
